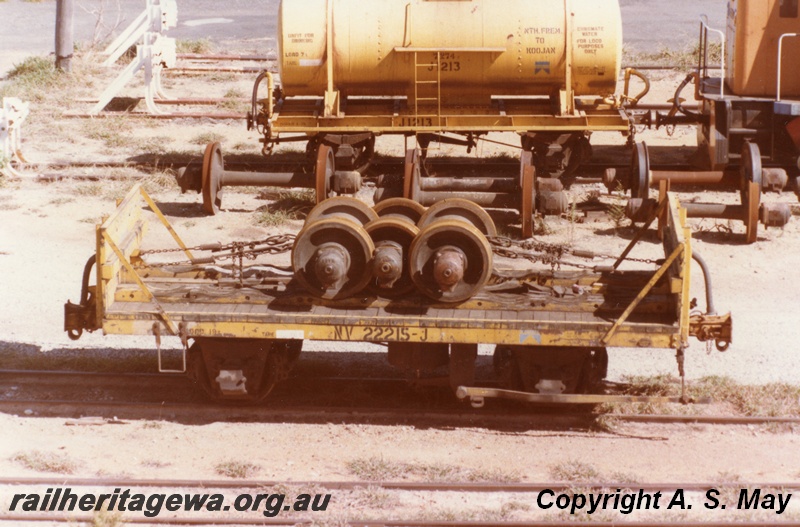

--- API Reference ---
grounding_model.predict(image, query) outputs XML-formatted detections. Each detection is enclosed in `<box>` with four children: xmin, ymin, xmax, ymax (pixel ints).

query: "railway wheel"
<box><xmin>417</xmin><ymin>198</ymin><xmax>498</xmax><ymax>237</ymax></box>
<box><xmin>201</xmin><ymin>142</ymin><xmax>224</xmax><ymax>215</ymax></box>
<box><xmin>409</xmin><ymin>219</ymin><xmax>493</xmax><ymax>303</ymax></box>
<box><xmin>403</xmin><ymin>148</ymin><xmax>421</xmax><ymax>202</ymax></box>
<box><xmin>740</xmin><ymin>142</ymin><xmax>763</xmax><ymax>204</ymax></box>
<box><xmin>629</xmin><ymin>141</ymin><xmax>651</xmax><ymax>202</ymax></box>
<box><xmin>315</xmin><ymin>145</ymin><xmax>336</xmax><ymax>204</ymax></box>
<box><xmin>493</xmin><ymin>346</ymin><xmax>608</xmax><ymax>395</ymax></box>
<box><xmin>305</xmin><ymin>196</ymin><xmax>378</xmax><ymax>226</ymax></box>
<box><xmin>188</xmin><ymin>338</ymin><xmax>301</xmax><ymax>404</ymax></box>
<box><xmin>373</xmin><ymin>197</ymin><xmax>426</xmax><ymax>225</ymax></box>
<box><xmin>519</xmin><ymin>152</ymin><xmax>536</xmax><ymax>238</ymax></box>
<box><xmin>365</xmin><ymin>217</ymin><xmax>419</xmax><ymax>297</ymax></box>
<box><xmin>292</xmin><ymin>216</ymin><xmax>375</xmax><ymax>299</ymax></box>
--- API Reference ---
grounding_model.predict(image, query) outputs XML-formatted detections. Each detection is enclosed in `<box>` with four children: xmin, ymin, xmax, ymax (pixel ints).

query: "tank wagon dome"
<box><xmin>277</xmin><ymin>0</ymin><xmax>623</xmax><ymax>102</ymax></box>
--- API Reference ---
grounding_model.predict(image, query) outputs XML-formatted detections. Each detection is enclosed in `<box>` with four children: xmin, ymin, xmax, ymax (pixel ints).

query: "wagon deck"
<box><xmin>64</xmin><ymin>184</ymin><xmax>731</xmax><ymax>403</ymax></box>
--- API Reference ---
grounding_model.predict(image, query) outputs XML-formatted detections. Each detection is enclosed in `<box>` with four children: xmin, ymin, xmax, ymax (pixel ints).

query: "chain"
<box><xmin>487</xmin><ymin>236</ymin><xmax>660</xmax><ymax>269</ymax></box>
<box><xmin>138</xmin><ymin>234</ymin><xmax>296</xmax><ymax>274</ymax></box>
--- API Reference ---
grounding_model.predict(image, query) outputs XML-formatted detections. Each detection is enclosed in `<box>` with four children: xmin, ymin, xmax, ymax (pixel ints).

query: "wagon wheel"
<box><xmin>373</xmin><ymin>197</ymin><xmax>426</xmax><ymax>225</ymax></box>
<box><xmin>365</xmin><ymin>217</ymin><xmax>419</xmax><ymax>297</ymax></box>
<box><xmin>305</xmin><ymin>196</ymin><xmax>378</xmax><ymax>226</ymax></box>
<box><xmin>743</xmin><ymin>181</ymin><xmax>761</xmax><ymax>244</ymax></box>
<box><xmin>201</xmin><ymin>142</ymin><xmax>224</xmax><ymax>215</ymax></box>
<box><xmin>740</xmin><ymin>142</ymin><xmax>762</xmax><ymax>204</ymax></box>
<box><xmin>315</xmin><ymin>144</ymin><xmax>335</xmax><ymax>204</ymax></box>
<box><xmin>629</xmin><ymin>141</ymin><xmax>651</xmax><ymax>202</ymax></box>
<box><xmin>292</xmin><ymin>216</ymin><xmax>375</xmax><ymax>299</ymax></box>
<box><xmin>409</xmin><ymin>219</ymin><xmax>493</xmax><ymax>303</ymax></box>
<box><xmin>403</xmin><ymin>148</ymin><xmax>421</xmax><ymax>202</ymax></box>
<box><xmin>520</xmin><ymin>156</ymin><xmax>536</xmax><ymax>238</ymax></box>
<box><xmin>417</xmin><ymin>198</ymin><xmax>498</xmax><ymax>237</ymax></box>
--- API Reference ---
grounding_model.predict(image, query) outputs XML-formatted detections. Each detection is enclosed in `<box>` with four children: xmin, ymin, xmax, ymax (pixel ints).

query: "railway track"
<box><xmin>1</xmin><ymin>369</ymin><xmax>798</xmax><ymax>427</ymax></box>
<box><xmin>1</xmin><ymin>475</ymin><xmax>797</xmax><ymax>526</ymax></box>
<box><xmin>3</xmin><ymin>476</ymin><xmax>799</xmax><ymax>493</ymax></box>
<box><xmin>4</xmin><ymin>517</ymin><xmax>795</xmax><ymax>526</ymax></box>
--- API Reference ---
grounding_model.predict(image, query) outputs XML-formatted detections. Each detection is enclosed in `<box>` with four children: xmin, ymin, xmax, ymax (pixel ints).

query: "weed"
<box><xmin>141</xmin><ymin>459</ymin><xmax>171</xmax><ymax>468</ymax></box>
<box><xmin>607</xmin><ymin>182</ymin><xmax>628</xmax><ymax>228</ymax></box>
<box><xmin>0</xmin><ymin>201</ymin><xmax>21</xmax><ymax>211</ymax></box>
<box><xmin>190</xmin><ymin>132</ymin><xmax>226</xmax><ymax>146</ymax></box>
<box><xmin>624</xmin><ymin>41</ymin><xmax>722</xmax><ymax>71</ymax></box>
<box><xmin>88</xmin><ymin>510</ymin><xmax>125</xmax><ymax>527</ymax></box>
<box><xmin>606</xmin><ymin>375</ymin><xmax>800</xmax><ymax>419</ymax></box>
<box><xmin>73</xmin><ymin>182</ymin><xmax>105</xmax><ymax>196</ymax></box>
<box><xmin>82</xmin><ymin>118</ymin><xmax>134</xmax><ymax>149</ymax></box>
<box><xmin>2</xmin><ymin>56</ymin><xmax>62</xmax><ymax>102</ymax></box>
<box><xmin>691</xmin><ymin>376</ymin><xmax>800</xmax><ymax>417</ymax></box>
<box><xmin>232</xmin><ymin>142</ymin><xmax>253</xmax><ymax>151</ymax></box>
<box><xmin>346</xmin><ymin>456</ymin><xmax>520</xmax><ymax>483</ymax></box>
<box><xmin>12</xmin><ymin>450</ymin><xmax>78</xmax><ymax>474</ymax></box>
<box><xmin>215</xmin><ymin>460</ymin><xmax>260</xmax><ymax>479</ymax></box>
<box><xmin>142</xmin><ymin>170</ymin><xmax>178</xmax><ymax>193</ymax></box>
<box><xmin>253</xmin><ymin>189</ymin><xmax>315</xmax><ymax>227</ymax></box>
<box><xmin>48</xmin><ymin>196</ymin><xmax>75</xmax><ymax>206</ymax></box>
<box><xmin>346</xmin><ymin>457</ymin><xmax>404</xmax><ymax>481</ymax></box>
<box><xmin>351</xmin><ymin>486</ymin><xmax>400</xmax><ymax>510</ymax></box>
<box><xmin>608</xmin><ymin>471</ymin><xmax>640</xmax><ymax>484</ymax></box>
<box><xmin>141</xmin><ymin>421</ymin><xmax>164</xmax><ymax>429</ymax></box>
<box><xmin>176</xmin><ymin>38</ymin><xmax>214</xmax><ymax>54</ymax></box>
<box><xmin>135</xmin><ymin>136</ymin><xmax>175</xmax><ymax>155</ymax></box>
<box><xmin>533</xmin><ymin>215</ymin><xmax>553</xmax><ymax>235</ymax></box>
<box><xmin>218</xmin><ymin>88</ymin><xmax>246</xmax><ymax>111</ymax></box>
<box><xmin>549</xmin><ymin>460</ymin><xmax>600</xmax><ymax>482</ymax></box>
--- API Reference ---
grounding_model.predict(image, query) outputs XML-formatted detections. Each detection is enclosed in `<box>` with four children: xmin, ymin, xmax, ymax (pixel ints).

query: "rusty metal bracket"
<box><xmin>602</xmin><ymin>243</ymin><xmax>684</xmax><ymax>345</ymax></box>
<box><xmin>690</xmin><ymin>312</ymin><xmax>733</xmax><ymax>351</ymax></box>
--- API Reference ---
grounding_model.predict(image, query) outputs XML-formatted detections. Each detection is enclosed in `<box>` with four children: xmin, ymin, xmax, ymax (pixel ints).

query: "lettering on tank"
<box><xmin>524</xmin><ymin>27</ymin><xmax>560</xmax><ymax>57</ymax></box>
<box><xmin>523</xmin><ymin>27</ymin><xmax>562</xmax><ymax>35</ymax></box>
<box><xmin>576</xmin><ymin>26</ymin><xmax>605</xmax><ymax>55</ymax></box>
<box><xmin>287</xmin><ymin>32</ymin><xmax>316</xmax><ymax>44</ymax></box>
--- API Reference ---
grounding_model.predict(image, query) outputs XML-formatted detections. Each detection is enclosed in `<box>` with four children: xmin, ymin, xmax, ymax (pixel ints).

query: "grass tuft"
<box><xmin>176</xmin><ymin>38</ymin><xmax>214</xmax><ymax>54</ymax></box>
<box><xmin>2</xmin><ymin>56</ymin><xmax>62</xmax><ymax>102</ymax></box>
<box><xmin>346</xmin><ymin>456</ymin><xmax>520</xmax><ymax>483</ymax></box>
<box><xmin>549</xmin><ymin>460</ymin><xmax>600</xmax><ymax>482</ymax></box>
<box><xmin>88</xmin><ymin>510</ymin><xmax>125</xmax><ymax>527</ymax></box>
<box><xmin>624</xmin><ymin>41</ymin><xmax>723</xmax><ymax>71</ymax></box>
<box><xmin>253</xmin><ymin>189</ymin><xmax>315</xmax><ymax>227</ymax></box>
<box><xmin>12</xmin><ymin>450</ymin><xmax>78</xmax><ymax>474</ymax></box>
<box><xmin>190</xmin><ymin>132</ymin><xmax>226</xmax><ymax>146</ymax></box>
<box><xmin>215</xmin><ymin>460</ymin><xmax>260</xmax><ymax>479</ymax></box>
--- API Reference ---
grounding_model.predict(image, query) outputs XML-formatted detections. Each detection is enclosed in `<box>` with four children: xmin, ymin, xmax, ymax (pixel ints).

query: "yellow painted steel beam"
<box><xmin>102</xmin><ymin>317</ymin><xmax>677</xmax><ymax>350</ymax></box>
<box><xmin>138</xmin><ymin>186</ymin><xmax>194</xmax><ymax>261</ymax></box>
